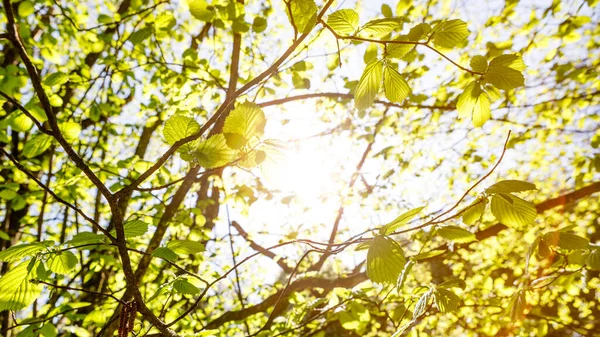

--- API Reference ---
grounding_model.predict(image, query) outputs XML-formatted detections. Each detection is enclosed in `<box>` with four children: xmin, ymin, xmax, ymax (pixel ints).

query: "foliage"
<box><xmin>0</xmin><ymin>0</ymin><xmax>599</xmax><ymax>336</ymax></box>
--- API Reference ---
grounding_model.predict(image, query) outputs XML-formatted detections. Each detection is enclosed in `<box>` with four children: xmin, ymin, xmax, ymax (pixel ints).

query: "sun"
<box><xmin>260</xmin><ymin>101</ymin><xmax>346</xmax><ymax>202</ymax></box>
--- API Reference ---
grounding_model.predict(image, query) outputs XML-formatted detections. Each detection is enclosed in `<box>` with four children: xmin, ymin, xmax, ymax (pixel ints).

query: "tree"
<box><xmin>0</xmin><ymin>0</ymin><xmax>599</xmax><ymax>336</ymax></box>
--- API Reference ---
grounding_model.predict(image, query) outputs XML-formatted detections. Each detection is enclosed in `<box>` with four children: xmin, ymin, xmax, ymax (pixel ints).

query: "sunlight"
<box><xmin>261</xmin><ymin>101</ymin><xmax>343</xmax><ymax>202</ymax></box>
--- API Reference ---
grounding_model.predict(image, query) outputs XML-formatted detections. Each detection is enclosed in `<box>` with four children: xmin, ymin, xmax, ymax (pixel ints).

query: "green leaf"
<box><xmin>489</xmin><ymin>54</ymin><xmax>526</xmax><ymax>71</ymax></box>
<box><xmin>490</xmin><ymin>194</ymin><xmax>537</xmax><ymax>227</ymax></box>
<box><xmin>383</xmin><ymin>64</ymin><xmax>411</xmax><ymax>103</ymax></box>
<box><xmin>222</xmin><ymin>101</ymin><xmax>266</xmax><ymax>149</ymax></box>
<box><xmin>543</xmin><ymin>232</ymin><xmax>589</xmax><ymax>250</ymax></box>
<box><xmin>485</xmin><ymin>66</ymin><xmax>524</xmax><ymax>90</ymax></box>
<box><xmin>485</xmin><ymin>180</ymin><xmax>538</xmax><ymax>194</ymax></box>
<box><xmin>152</xmin><ymin>247</ymin><xmax>178</xmax><ymax>262</ymax></box>
<box><xmin>109</xmin><ymin>220</ymin><xmax>149</xmax><ymax>239</ymax></box>
<box><xmin>39</xmin><ymin>323</ymin><xmax>58</xmax><ymax>337</ymax></box>
<box><xmin>167</xmin><ymin>240</ymin><xmax>205</xmax><ymax>255</ymax></box>
<box><xmin>59</xmin><ymin>122</ymin><xmax>81</xmax><ymax>142</ymax></box>
<box><xmin>366</xmin><ymin>236</ymin><xmax>406</xmax><ymax>284</ymax></box>
<box><xmin>147</xmin><ymin>283</ymin><xmax>172</xmax><ymax>302</ymax></box>
<box><xmin>173</xmin><ymin>278</ymin><xmax>200</xmax><ymax>295</ymax></box>
<box><xmin>359</xmin><ymin>18</ymin><xmax>403</xmax><ymax>37</ymax></box>
<box><xmin>18</xmin><ymin>1</ymin><xmax>35</xmax><ymax>17</ymax></box>
<box><xmin>23</xmin><ymin>134</ymin><xmax>54</xmax><ymax>158</ymax></box>
<box><xmin>413</xmin><ymin>290</ymin><xmax>431</xmax><ymax>318</ymax></box>
<box><xmin>0</xmin><ymin>261</ymin><xmax>43</xmax><ymax>311</ymax></box>
<box><xmin>129</xmin><ymin>27</ymin><xmax>153</xmax><ymax>44</ymax></box>
<box><xmin>163</xmin><ymin>114</ymin><xmax>200</xmax><ymax>156</ymax></box>
<box><xmin>407</xmin><ymin>23</ymin><xmax>431</xmax><ymax>41</ymax></box>
<box><xmin>252</xmin><ymin>17</ymin><xmax>268</xmax><ymax>33</ymax></box>
<box><xmin>0</xmin><ymin>230</ymin><xmax>10</xmax><ymax>241</ymax></box>
<box><xmin>380</xmin><ymin>206</ymin><xmax>424</xmax><ymax>235</ymax></box>
<box><xmin>506</xmin><ymin>290</ymin><xmax>526</xmax><ymax>320</ymax></box>
<box><xmin>11</xmin><ymin>113</ymin><xmax>33</xmax><ymax>132</ymax></box>
<box><xmin>485</xmin><ymin>54</ymin><xmax>526</xmax><ymax>90</ymax></box>
<box><xmin>456</xmin><ymin>81</ymin><xmax>491</xmax><ymax>127</ymax></box>
<box><xmin>0</xmin><ymin>189</ymin><xmax>17</xmax><ymax>200</ymax></box>
<box><xmin>470</xmin><ymin>55</ymin><xmax>487</xmax><ymax>73</ymax></box>
<box><xmin>431</xmin><ymin>19</ymin><xmax>469</xmax><ymax>48</ymax></box>
<box><xmin>462</xmin><ymin>198</ymin><xmax>487</xmax><ymax>225</ymax></box>
<box><xmin>433</xmin><ymin>288</ymin><xmax>460</xmax><ymax>313</ymax></box>
<box><xmin>385</xmin><ymin>36</ymin><xmax>414</xmax><ymax>59</ymax></box>
<box><xmin>66</xmin><ymin>232</ymin><xmax>106</xmax><ymax>246</ymax></box>
<box><xmin>187</xmin><ymin>0</ymin><xmax>215</xmax><ymax>21</ymax></box>
<box><xmin>195</xmin><ymin>134</ymin><xmax>237</xmax><ymax>168</ymax></box>
<box><xmin>354</xmin><ymin>241</ymin><xmax>370</xmax><ymax>251</ymax></box>
<box><xmin>412</xmin><ymin>249</ymin><xmax>446</xmax><ymax>260</ymax></box>
<box><xmin>437</xmin><ymin>226</ymin><xmax>477</xmax><ymax>243</ymax></box>
<box><xmin>0</xmin><ymin>243</ymin><xmax>46</xmax><ymax>262</ymax></box>
<box><xmin>43</xmin><ymin>72</ymin><xmax>69</xmax><ymax>86</ymax></box>
<box><xmin>397</xmin><ymin>259</ymin><xmax>414</xmax><ymax>292</ymax></box>
<box><xmin>438</xmin><ymin>277</ymin><xmax>466</xmax><ymax>290</ymax></box>
<box><xmin>327</xmin><ymin>9</ymin><xmax>359</xmax><ymax>35</ymax></box>
<box><xmin>286</xmin><ymin>0</ymin><xmax>318</xmax><ymax>34</ymax></box>
<box><xmin>47</xmin><ymin>251</ymin><xmax>78</xmax><ymax>275</ymax></box>
<box><xmin>587</xmin><ymin>248</ymin><xmax>600</xmax><ymax>270</ymax></box>
<box><xmin>355</xmin><ymin>59</ymin><xmax>383</xmax><ymax>110</ymax></box>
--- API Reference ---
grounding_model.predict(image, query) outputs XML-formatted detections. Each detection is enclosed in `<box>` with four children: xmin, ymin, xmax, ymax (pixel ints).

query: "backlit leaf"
<box><xmin>195</xmin><ymin>134</ymin><xmax>237</xmax><ymax>168</ymax></box>
<box><xmin>173</xmin><ymin>278</ymin><xmax>200</xmax><ymax>295</ymax></box>
<box><xmin>0</xmin><ymin>261</ymin><xmax>43</xmax><ymax>311</ymax></box>
<box><xmin>23</xmin><ymin>134</ymin><xmax>54</xmax><ymax>158</ymax></box>
<box><xmin>433</xmin><ymin>288</ymin><xmax>460</xmax><ymax>313</ymax></box>
<box><xmin>223</xmin><ymin>101</ymin><xmax>266</xmax><ymax>149</ymax></box>
<box><xmin>485</xmin><ymin>180</ymin><xmax>538</xmax><ymax>194</ymax></box>
<box><xmin>456</xmin><ymin>81</ymin><xmax>491</xmax><ymax>127</ymax></box>
<box><xmin>366</xmin><ymin>236</ymin><xmax>406</xmax><ymax>284</ymax></box>
<box><xmin>380</xmin><ymin>206</ymin><xmax>424</xmax><ymax>235</ymax></box>
<box><xmin>167</xmin><ymin>240</ymin><xmax>205</xmax><ymax>255</ymax></box>
<box><xmin>286</xmin><ymin>0</ymin><xmax>317</xmax><ymax>34</ymax></box>
<box><xmin>470</xmin><ymin>55</ymin><xmax>487</xmax><ymax>73</ymax></box>
<box><xmin>152</xmin><ymin>247</ymin><xmax>178</xmax><ymax>262</ymax></box>
<box><xmin>506</xmin><ymin>290</ymin><xmax>526</xmax><ymax>320</ymax></box>
<box><xmin>437</xmin><ymin>226</ymin><xmax>477</xmax><ymax>243</ymax></box>
<box><xmin>355</xmin><ymin>59</ymin><xmax>383</xmax><ymax>110</ymax></box>
<box><xmin>47</xmin><ymin>251</ymin><xmax>78</xmax><ymax>275</ymax></box>
<box><xmin>432</xmin><ymin>19</ymin><xmax>469</xmax><ymax>48</ymax></box>
<box><xmin>109</xmin><ymin>220</ymin><xmax>149</xmax><ymax>239</ymax></box>
<box><xmin>327</xmin><ymin>9</ymin><xmax>359</xmax><ymax>35</ymax></box>
<box><xmin>490</xmin><ymin>194</ymin><xmax>537</xmax><ymax>227</ymax></box>
<box><xmin>0</xmin><ymin>243</ymin><xmax>46</xmax><ymax>262</ymax></box>
<box><xmin>462</xmin><ymin>198</ymin><xmax>487</xmax><ymax>225</ymax></box>
<box><xmin>383</xmin><ymin>65</ymin><xmax>411</xmax><ymax>104</ymax></box>
<box><xmin>359</xmin><ymin>18</ymin><xmax>403</xmax><ymax>37</ymax></box>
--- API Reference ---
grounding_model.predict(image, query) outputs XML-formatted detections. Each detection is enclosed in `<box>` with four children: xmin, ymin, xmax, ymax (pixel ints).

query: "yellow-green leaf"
<box><xmin>462</xmin><ymin>198</ymin><xmax>487</xmax><ymax>225</ymax></box>
<box><xmin>456</xmin><ymin>81</ymin><xmax>491</xmax><ymax>127</ymax></box>
<box><xmin>286</xmin><ymin>0</ymin><xmax>317</xmax><ymax>34</ymax></box>
<box><xmin>432</xmin><ymin>19</ymin><xmax>469</xmax><ymax>48</ymax></box>
<box><xmin>490</xmin><ymin>194</ymin><xmax>537</xmax><ymax>227</ymax></box>
<box><xmin>359</xmin><ymin>18</ymin><xmax>403</xmax><ymax>37</ymax></box>
<box><xmin>385</xmin><ymin>36</ymin><xmax>414</xmax><ymax>59</ymax></box>
<box><xmin>0</xmin><ymin>261</ymin><xmax>43</xmax><ymax>312</ymax></box>
<box><xmin>23</xmin><ymin>134</ymin><xmax>53</xmax><ymax>158</ymax></box>
<box><xmin>327</xmin><ymin>9</ymin><xmax>359</xmax><ymax>35</ymax></box>
<box><xmin>187</xmin><ymin>0</ymin><xmax>215</xmax><ymax>21</ymax></box>
<box><xmin>47</xmin><ymin>251</ymin><xmax>78</xmax><ymax>275</ymax></box>
<box><xmin>383</xmin><ymin>65</ymin><xmax>411</xmax><ymax>103</ymax></box>
<box><xmin>485</xmin><ymin>180</ymin><xmax>538</xmax><ymax>194</ymax></box>
<box><xmin>195</xmin><ymin>134</ymin><xmax>237</xmax><ymax>168</ymax></box>
<box><xmin>407</xmin><ymin>23</ymin><xmax>431</xmax><ymax>41</ymax></box>
<box><xmin>0</xmin><ymin>243</ymin><xmax>46</xmax><ymax>262</ymax></box>
<box><xmin>433</xmin><ymin>288</ymin><xmax>461</xmax><ymax>313</ymax></box>
<box><xmin>355</xmin><ymin>59</ymin><xmax>383</xmax><ymax>110</ymax></box>
<box><xmin>222</xmin><ymin>101</ymin><xmax>266</xmax><ymax>149</ymax></box>
<box><xmin>437</xmin><ymin>226</ymin><xmax>477</xmax><ymax>243</ymax></box>
<box><xmin>470</xmin><ymin>55</ymin><xmax>487</xmax><ymax>73</ymax></box>
<box><xmin>367</xmin><ymin>236</ymin><xmax>406</xmax><ymax>284</ymax></box>
<box><xmin>380</xmin><ymin>206</ymin><xmax>424</xmax><ymax>235</ymax></box>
